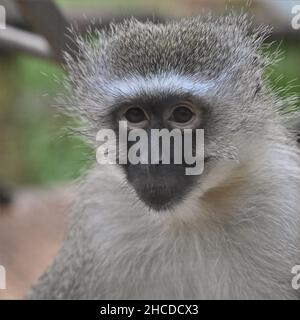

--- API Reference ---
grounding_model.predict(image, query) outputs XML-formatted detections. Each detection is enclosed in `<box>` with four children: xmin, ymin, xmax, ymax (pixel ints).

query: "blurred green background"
<box><xmin>0</xmin><ymin>0</ymin><xmax>299</xmax><ymax>187</ymax></box>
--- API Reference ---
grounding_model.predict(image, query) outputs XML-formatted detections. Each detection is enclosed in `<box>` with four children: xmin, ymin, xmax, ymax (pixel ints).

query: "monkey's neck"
<box><xmin>37</xmin><ymin>143</ymin><xmax>300</xmax><ymax>300</ymax></box>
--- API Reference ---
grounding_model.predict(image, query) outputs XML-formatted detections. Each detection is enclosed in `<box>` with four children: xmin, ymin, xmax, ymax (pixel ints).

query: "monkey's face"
<box><xmin>109</xmin><ymin>93</ymin><xmax>217</xmax><ymax>211</ymax></box>
<box><xmin>67</xmin><ymin>17</ymin><xmax>270</xmax><ymax>212</ymax></box>
<box><xmin>104</xmin><ymin>77</ymin><xmax>264</xmax><ymax>212</ymax></box>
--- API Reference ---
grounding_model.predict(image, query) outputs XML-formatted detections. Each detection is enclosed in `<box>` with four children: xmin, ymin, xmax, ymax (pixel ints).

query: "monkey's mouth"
<box><xmin>135</xmin><ymin>184</ymin><xmax>185</xmax><ymax>211</ymax></box>
<box><xmin>123</xmin><ymin>163</ymin><xmax>198</xmax><ymax>212</ymax></box>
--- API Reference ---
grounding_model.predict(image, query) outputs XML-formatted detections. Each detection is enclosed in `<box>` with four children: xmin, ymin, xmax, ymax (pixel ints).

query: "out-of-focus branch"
<box><xmin>1</xmin><ymin>0</ymin><xmax>166</xmax><ymax>64</ymax></box>
<box><xmin>15</xmin><ymin>0</ymin><xmax>76</xmax><ymax>65</ymax></box>
<box><xmin>0</xmin><ymin>25</ymin><xmax>54</xmax><ymax>60</ymax></box>
<box><xmin>0</xmin><ymin>181</ymin><xmax>12</xmax><ymax>207</ymax></box>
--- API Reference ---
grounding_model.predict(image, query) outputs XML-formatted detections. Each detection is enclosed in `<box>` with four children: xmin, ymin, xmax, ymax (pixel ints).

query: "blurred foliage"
<box><xmin>0</xmin><ymin>38</ymin><xmax>299</xmax><ymax>186</ymax></box>
<box><xmin>266</xmin><ymin>42</ymin><xmax>300</xmax><ymax>91</ymax></box>
<box><xmin>56</xmin><ymin>0</ymin><xmax>154</xmax><ymax>11</ymax></box>
<box><xmin>13</xmin><ymin>56</ymin><xmax>92</xmax><ymax>185</ymax></box>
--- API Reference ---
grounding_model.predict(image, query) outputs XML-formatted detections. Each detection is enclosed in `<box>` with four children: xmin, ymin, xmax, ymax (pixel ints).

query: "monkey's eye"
<box><xmin>169</xmin><ymin>106</ymin><xmax>195</xmax><ymax>124</ymax></box>
<box><xmin>124</xmin><ymin>107</ymin><xmax>148</xmax><ymax>124</ymax></box>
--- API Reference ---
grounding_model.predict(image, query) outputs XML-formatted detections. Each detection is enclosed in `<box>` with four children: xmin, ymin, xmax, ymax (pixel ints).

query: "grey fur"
<box><xmin>28</xmin><ymin>14</ymin><xmax>300</xmax><ymax>299</ymax></box>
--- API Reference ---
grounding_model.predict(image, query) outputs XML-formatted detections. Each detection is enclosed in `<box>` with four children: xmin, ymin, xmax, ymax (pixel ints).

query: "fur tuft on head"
<box><xmin>59</xmin><ymin>13</ymin><xmax>282</xmax><ymax>140</ymax></box>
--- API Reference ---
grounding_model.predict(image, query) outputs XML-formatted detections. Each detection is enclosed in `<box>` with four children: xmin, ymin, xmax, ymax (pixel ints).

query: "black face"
<box><xmin>113</xmin><ymin>94</ymin><xmax>206</xmax><ymax>211</ymax></box>
<box><xmin>125</xmin><ymin>162</ymin><xmax>199</xmax><ymax>211</ymax></box>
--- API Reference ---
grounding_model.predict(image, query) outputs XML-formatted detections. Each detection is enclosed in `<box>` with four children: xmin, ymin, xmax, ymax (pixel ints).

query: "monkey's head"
<box><xmin>64</xmin><ymin>14</ymin><xmax>281</xmax><ymax>212</ymax></box>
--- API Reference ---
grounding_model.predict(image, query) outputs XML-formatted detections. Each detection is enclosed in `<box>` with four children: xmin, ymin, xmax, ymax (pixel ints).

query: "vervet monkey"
<box><xmin>28</xmin><ymin>14</ymin><xmax>300</xmax><ymax>299</ymax></box>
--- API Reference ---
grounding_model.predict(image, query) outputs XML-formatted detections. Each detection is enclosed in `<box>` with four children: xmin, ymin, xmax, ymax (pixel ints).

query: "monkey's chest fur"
<box><xmin>29</xmin><ymin>164</ymin><xmax>300</xmax><ymax>300</ymax></box>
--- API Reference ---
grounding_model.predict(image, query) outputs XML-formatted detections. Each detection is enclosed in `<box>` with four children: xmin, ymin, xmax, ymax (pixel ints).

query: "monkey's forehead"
<box><xmin>82</xmin><ymin>14</ymin><xmax>267</xmax><ymax>80</ymax></box>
